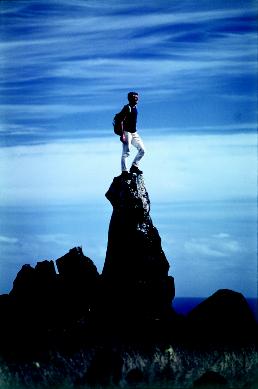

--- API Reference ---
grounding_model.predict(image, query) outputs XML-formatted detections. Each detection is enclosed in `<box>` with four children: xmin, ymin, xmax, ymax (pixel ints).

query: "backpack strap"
<box><xmin>121</xmin><ymin>104</ymin><xmax>131</xmax><ymax>117</ymax></box>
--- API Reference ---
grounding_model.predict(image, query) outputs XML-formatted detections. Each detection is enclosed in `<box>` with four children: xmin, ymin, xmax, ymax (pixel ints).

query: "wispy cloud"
<box><xmin>0</xmin><ymin>1</ymin><xmax>257</xmax><ymax>158</ymax></box>
<box><xmin>0</xmin><ymin>235</ymin><xmax>18</xmax><ymax>244</ymax></box>
<box><xmin>0</xmin><ymin>133</ymin><xmax>256</xmax><ymax>205</ymax></box>
<box><xmin>184</xmin><ymin>234</ymin><xmax>241</xmax><ymax>258</ymax></box>
<box><xmin>36</xmin><ymin>234</ymin><xmax>71</xmax><ymax>246</ymax></box>
<box><xmin>1</xmin><ymin>2</ymin><xmax>256</xmax><ymax>98</ymax></box>
<box><xmin>148</xmin><ymin>123</ymin><xmax>257</xmax><ymax>135</ymax></box>
<box><xmin>0</xmin><ymin>103</ymin><xmax>113</xmax><ymax>120</ymax></box>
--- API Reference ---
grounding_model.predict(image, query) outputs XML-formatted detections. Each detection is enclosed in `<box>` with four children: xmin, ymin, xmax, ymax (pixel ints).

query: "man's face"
<box><xmin>129</xmin><ymin>94</ymin><xmax>139</xmax><ymax>106</ymax></box>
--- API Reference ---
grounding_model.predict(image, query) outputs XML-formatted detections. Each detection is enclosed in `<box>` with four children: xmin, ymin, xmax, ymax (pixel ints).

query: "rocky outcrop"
<box><xmin>193</xmin><ymin>370</ymin><xmax>228</xmax><ymax>387</ymax></box>
<box><xmin>56</xmin><ymin>247</ymin><xmax>100</xmax><ymax>323</ymax></box>
<box><xmin>187</xmin><ymin>289</ymin><xmax>257</xmax><ymax>344</ymax></box>
<box><xmin>0</xmin><ymin>173</ymin><xmax>256</xmax><ymax>358</ymax></box>
<box><xmin>0</xmin><ymin>173</ymin><xmax>257</xmax><ymax>388</ymax></box>
<box><xmin>7</xmin><ymin>248</ymin><xmax>100</xmax><ymax>331</ymax></box>
<box><xmin>10</xmin><ymin>261</ymin><xmax>58</xmax><ymax>323</ymax></box>
<box><xmin>0</xmin><ymin>248</ymin><xmax>100</xmax><ymax>354</ymax></box>
<box><xmin>100</xmin><ymin>173</ymin><xmax>175</xmax><ymax>326</ymax></box>
<box><xmin>0</xmin><ymin>174</ymin><xmax>176</xmax><ymax>349</ymax></box>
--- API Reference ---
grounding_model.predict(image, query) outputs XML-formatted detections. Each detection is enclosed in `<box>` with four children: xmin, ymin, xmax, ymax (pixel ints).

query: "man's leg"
<box><xmin>131</xmin><ymin>132</ymin><xmax>145</xmax><ymax>168</ymax></box>
<box><xmin>121</xmin><ymin>132</ymin><xmax>132</xmax><ymax>172</ymax></box>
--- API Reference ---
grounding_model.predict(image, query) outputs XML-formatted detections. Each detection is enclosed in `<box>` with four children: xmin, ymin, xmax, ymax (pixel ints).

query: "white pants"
<box><xmin>121</xmin><ymin>131</ymin><xmax>145</xmax><ymax>172</ymax></box>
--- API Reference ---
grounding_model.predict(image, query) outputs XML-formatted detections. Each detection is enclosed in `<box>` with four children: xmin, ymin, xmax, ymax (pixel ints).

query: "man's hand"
<box><xmin>120</xmin><ymin>132</ymin><xmax>127</xmax><ymax>143</ymax></box>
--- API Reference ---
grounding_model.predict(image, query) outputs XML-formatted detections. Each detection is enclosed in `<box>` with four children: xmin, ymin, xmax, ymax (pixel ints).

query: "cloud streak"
<box><xmin>1</xmin><ymin>1</ymin><xmax>256</xmax><ymax>108</ymax></box>
<box><xmin>184</xmin><ymin>234</ymin><xmax>241</xmax><ymax>258</ymax></box>
<box><xmin>0</xmin><ymin>235</ymin><xmax>18</xmax><ymax>244</ymax></box>
<box><xmin>1</xmin><ymin>2</ymin><xmax>256</xmax><ymax>147</ymax></box>
<box><xmin>0</xmin><ymin>133</ymin><xmax>256</xmax><ymax>205</ymax></box>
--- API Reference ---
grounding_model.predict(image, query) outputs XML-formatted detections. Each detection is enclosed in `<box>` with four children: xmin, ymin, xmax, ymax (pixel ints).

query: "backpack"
<box><xmin>113</xmin><ymin>105</ymin><xmax>131</xmax><ymax>136</ymax></box>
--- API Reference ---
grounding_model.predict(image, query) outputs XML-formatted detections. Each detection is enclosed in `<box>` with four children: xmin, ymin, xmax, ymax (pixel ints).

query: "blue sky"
<box><xmin>0</xmin><ymin>0</ymin><xmax>257</xmax><ymax>298</ymax></box>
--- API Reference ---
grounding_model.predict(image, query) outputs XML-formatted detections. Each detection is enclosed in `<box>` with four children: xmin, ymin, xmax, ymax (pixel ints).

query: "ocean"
<box><xmin>173</xmin><ymin>297</ymin><xmax>258</xmax><ymax>321</ymax></box>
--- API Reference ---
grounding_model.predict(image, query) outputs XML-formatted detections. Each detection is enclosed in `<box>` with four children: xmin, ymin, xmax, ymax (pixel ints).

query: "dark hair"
<box><xmin>128</xmin><ymin>91</ymin><xmax>138</xmax><ymax>100</ymax></box>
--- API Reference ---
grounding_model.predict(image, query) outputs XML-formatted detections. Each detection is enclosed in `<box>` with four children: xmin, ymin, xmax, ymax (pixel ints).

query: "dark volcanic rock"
<box><xmin>10</xmin><ymin>264</ymin><xmax>37</xmax><ymax>298</ymax></box>
<box><xmin>193</xmin><ymin>370</ymin><xmax>228</xmax><ymax>387</ymax></box>
<box><xmin>10</xmin><ymin>260</ymin><xmax>57</xmax><ymax>300</ymax></box>
<box><xmin>10</xmin><ymin>260</ymin><xmax>59</xmax><ymax>328</ymax></box>
<box><xmin>101</xmin><ymin>174</ymin><xmax>175</xmax><ymax>325</ymax></box>
<box><xmin>56</xmin><ymin>247</ymin><xmax>100</xmax><ymax>322</ymax></box>
<box><xmin>8</xmin><ymin>249</ymin><xmax>99</xmax><ymax>329</ymax></box>
<box><xmin>3</xmin><ymin>260</ymin><xmax>61</xmax><ymax>353</ymax></box>
<box><xmin>84</xmin><ymin>348</ymin><xmax>123</xmax><ymax>386</ymax></box>
<box><xmin>188</xmin><ymin>289</ymin><xmax>257</xmax><ymax>344</ymax></box>
<box><xmin>0</xmin><ymin>248</ymin><xmax>100</xmax><ymax>354</ymax></box>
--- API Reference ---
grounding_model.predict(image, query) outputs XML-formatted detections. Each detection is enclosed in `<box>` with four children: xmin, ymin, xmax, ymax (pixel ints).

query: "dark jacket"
<box><xmin>120</xmin><ymin>104</ymin><xmax>138</xmax><ymax>133</ymax></box>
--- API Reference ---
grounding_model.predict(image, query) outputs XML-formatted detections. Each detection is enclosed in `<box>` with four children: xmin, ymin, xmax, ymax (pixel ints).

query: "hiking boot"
<box><xmin>130</xmin><ymin>165</ymin><xmax>143</xmax><ymax>175</ymax></box>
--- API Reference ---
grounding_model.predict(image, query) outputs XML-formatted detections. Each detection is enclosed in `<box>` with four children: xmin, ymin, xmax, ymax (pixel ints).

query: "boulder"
<box><xmin>193</xmin><ymin>370</ymin><xmax>227</xmax><ymax>387</ymax></box>
<box><xmin>188</xmin><ymin>289</ymin><xmax>257</xmax><ymax>344</ymax></box>
<box><xmin>6</xmin><ymin>260</ymin><xmax>60</xmax><ymax>352</ymax></box>
<box><xmin>56</xmin><ymin>247</ymin><xmax>100</xmax><ymax>322</ymax></box>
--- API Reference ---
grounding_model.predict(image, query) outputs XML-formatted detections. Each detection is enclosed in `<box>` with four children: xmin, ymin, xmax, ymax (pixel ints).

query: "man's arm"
<box><xmin>119</xmin><ymin>104</ymin><xmax>130</xmax><ymax>120</ymax></box>
<box><xmin>119</xmin><ymin>105</ymin><xmax>130</xmax><ymax>143</ymax></box>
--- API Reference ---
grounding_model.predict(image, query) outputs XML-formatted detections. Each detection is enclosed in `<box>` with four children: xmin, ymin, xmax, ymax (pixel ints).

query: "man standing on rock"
<box><xmin>120</xmin><ymin>91</ymin><xmax>145</xmax><ymax>177</ymax></box>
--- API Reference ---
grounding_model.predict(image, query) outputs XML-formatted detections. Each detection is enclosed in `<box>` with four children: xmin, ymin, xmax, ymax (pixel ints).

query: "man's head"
<box><xmin>128</xmin><ymin>91</ymin><xmax>139</xmax><ymax>106</ymax></box>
